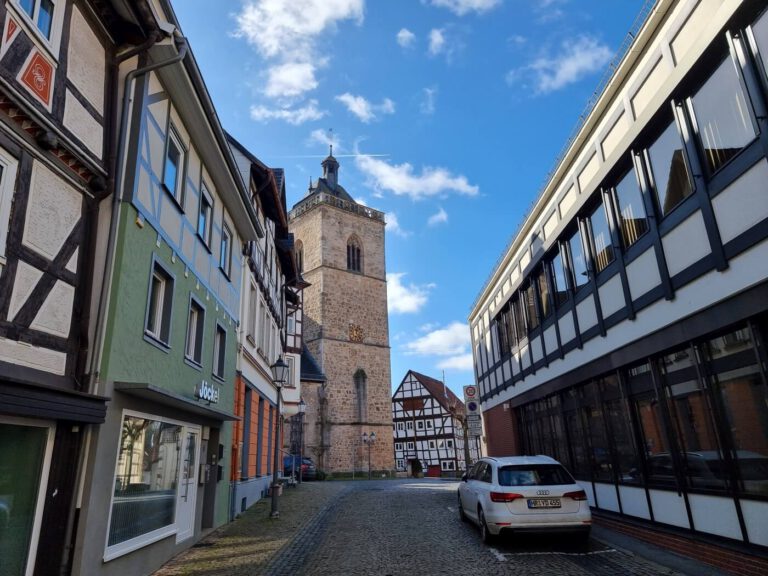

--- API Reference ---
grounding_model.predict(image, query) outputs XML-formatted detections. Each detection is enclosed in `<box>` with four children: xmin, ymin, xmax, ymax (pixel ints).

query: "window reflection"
<box><xmin>589</xmin><ymin>202</ymin><xmax>614</xmax><ymax>273</ymax></box>
<box><xmin>550</xmin><ymin>249</ymin><xmax>569</xmax><ymax>306</ymax></box>
<box><xmin>568</xmin><ymin>229</ymin><xmax>589</xmax><ymax>288</ymax></box>
<box><xmin>647</xmin><ymin>121</ymin><xmax>693</xmax><ymax>216</ymax></box>
<box><xmin>705</xmin><ymin>328</ymin><xmax>768</xmax><ymax>496</ymax></box>
<box><xmin>524</xmin><ymin>284</ymin><xmax>539</xmax><ymax>330</ymax></box>
<box><xmin>690</xmin><ymin>57</ymin><xmax>757</xmax><ymax>175</ymax></box>
<box><xmin>537</xmin><ymin>268</ymin><xmax>551</xmax><ymax>319</ymax></box>
<box><xmin>751</xmin><ymin>9</ymin><xmax>768</xmax><ymax>79</ymax></box>
<box><xmin>614</xmin><ymin>168</ymin><xmax>648</xmax><ymax>248</ymax></box>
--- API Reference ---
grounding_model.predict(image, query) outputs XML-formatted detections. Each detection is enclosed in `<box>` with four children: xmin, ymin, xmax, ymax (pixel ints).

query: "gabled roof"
<box><xmin>404</xmin><ymin>370</ymin><xmax>464</xmax><ymax>413</ymax></box>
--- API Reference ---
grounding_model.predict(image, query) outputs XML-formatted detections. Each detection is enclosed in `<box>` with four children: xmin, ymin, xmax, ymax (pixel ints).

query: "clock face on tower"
<box><xmin>349</xmin><ymin>324</ymin><xmax>364</xmax><ymax>343</ymax></box>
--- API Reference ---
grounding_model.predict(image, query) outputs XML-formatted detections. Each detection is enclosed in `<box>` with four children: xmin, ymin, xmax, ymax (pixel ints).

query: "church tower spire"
<box><xmin>321</xmin><ymin>145</ymin><xmax>339</xmax><ymax>190</ymax></box>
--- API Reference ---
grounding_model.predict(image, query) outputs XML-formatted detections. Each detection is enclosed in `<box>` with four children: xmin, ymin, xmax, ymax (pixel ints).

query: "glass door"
<box><xmin>0</xmin><ymin>417</ymin><xmax>54</xmax><ymax>576</ymax></box>
<box><xmin>175</xmin><ymin>428</ymin><xmax>200</xmax><ymax>543</ymax></box>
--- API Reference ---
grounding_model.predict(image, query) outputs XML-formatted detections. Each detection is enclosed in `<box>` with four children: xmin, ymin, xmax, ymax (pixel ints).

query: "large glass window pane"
<box><xmin>550</xmin><ymin>249</ymin><xmax>569</xmax><ymax>307</ymax></box>
<box><xmin>752</xmin><ymin>9</ymin><xmax>768</xmax><ymax>78</ymax></box>
<box><xmin>589</xmin><ymin>202</ymin><xmax>615</xmax><ymax>273</ymax></box>
<box><xmin>0</xmin><ymin>422</ymin><xmax>48</xmax><ymax>576</ymax></box>
<box><xmin>583</xmin><ymin>382</ymin><xmax>613</xmax><ymax>481</ymax></box>
<box><xmin>704</xmin><ymin>327</ymin><xmax>768</xmax><ymax>497</ymax></box>
<box><xmin>537</xmin><ymin>268</ymin><xmax>551</xmax><ymax>319</ymax></box>
<box><xmin>568</xmin><ymin>229</ymin><xmax>589</xmax><ymax>288</ymax></box>
<box><xmin>18</xmin><ymin>0</ymin><xmax>34</xmax><ymax>17</ymax></box>
<box><xmin>647</xmin><ymin>122</ymin><xmax>693</xmax><ymax>216</ymax></box>
<box><xmin>513</xmin><ymin>295</ymin><xmax>527</xmax><ymax>342</ymax></box>
<box><xmin>601</xmin><ymin>375</ymin><xmax>641</xmax><ymax>484</ymax></box>
<box><xmin>615</xmin><ymin>168</ymin><xmax>648</xmax><ymax>248</ymax></box>
<box><xmin>633</xmin><ymin>392</ymin><xmax>675</xmax><ymax>486</ymax></box>
<box><xmin>164</xmin><ymin>139</ymin><xmax>180</xmax><ymax>196</ymax></box>
<box><xmin>565</xmin><ymin>409</ymin><xmax>590</xmax><ymax>480</ymax></box>
<box><xmin>524</xmin><ymin>284</ymin><xmax>538</xmax><ymax>330</ymax></box>
<box><xmin>660</xmin><ymin>348</ymin><xmax>728</xmax><ymax>491</ymax></box>
<box><xmin>109</xmin><ymin>416</ymin><xmax>182</xmax><ymax>547</ymax></box>
<box><xmin>690</xmin><ymin>57</ymin><xmax>758</xmax><ymax>175</ymax></box>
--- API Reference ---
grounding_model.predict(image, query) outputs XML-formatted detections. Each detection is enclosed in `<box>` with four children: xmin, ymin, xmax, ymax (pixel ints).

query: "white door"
<box><xmin>175</xmin><ymin>428</ymin><xmax>200</xmax><ymax>543</ymax></box>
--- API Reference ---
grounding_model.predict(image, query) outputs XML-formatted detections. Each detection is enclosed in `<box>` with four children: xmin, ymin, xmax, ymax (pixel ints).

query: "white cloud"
<box><xmin>336</xmin><ymin>93</ymin><xmax>396</xmax><ymax>123</ymax></box>
<box><xmin>397</xmin><ymin>28</ymin><xmax>415</xmax><ymax>47</ymax></box>
<box><xmin>385</xmin><ymin>212</ymin><xmax>410</xmax><ymax>238</ymax></box>
<box><xmin>437</xmin><ymin>354</ymin><xmax>474</xmax><ymax>371</ymax></box>
<box><xmin>356</xmin><ymin>154</ymin><xmax>478</xmax><ymax>200</ymax></box>
<box><xmin>387</xmin><ymin>273</ymin><xmax>433</xmax><ymax>313</ymax></box>
<box><xmin>264</xmin><ymin>62</ymin><xmax>318</xmax><ymax>99</ymax></box>
<box><xmin>428</xmin><ymin>207</ymin><xmax>448</xmax><ymax>226</ymax></box>
<box><xmin>428</xmin><ymin>28</ymin><xmax>446</xmax><ymax>56</ymax></box>
<box><xmin>250</xmin><ymin>100</ymin><xmax>327</xmax><ymax>125</ymax></box>
<box><xmin>428</xmin><ymin>0</ymin><xmax>501</xmax><ymax>16</ymax></box>
<box><xmin>508</xmin><ymin>36</ymin><xmax>613</xmax><ymax>94</ymax></box>
<box><xmin>308</xmin><ymin>129</ymin><xmax>341</xmax><ymax>149</ymax></box>
<box><xmin>235</xmin><ymin>0</ymin><xmax>363</xmax><ymax>99</ymax></box>
<box><xmin>420</xmin><ymin>86</ymin><xmax>437</xmax><ymax>115</ymax></box>
<box><xmin>405</xmin><ymin>322</ymin><xmax>470</xmax><ymax>356</ymax></box>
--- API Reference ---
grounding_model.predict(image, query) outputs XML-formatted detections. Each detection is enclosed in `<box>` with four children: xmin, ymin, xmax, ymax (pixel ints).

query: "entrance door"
<box><xmin>175</xmin><ymin>428</ymin><xmax>200</xmax><ymax>543</ymax></box>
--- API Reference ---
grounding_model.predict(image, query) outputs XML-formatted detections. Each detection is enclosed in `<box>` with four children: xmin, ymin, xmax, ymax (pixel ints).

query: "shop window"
<box><xmin>659</xmin><ymin>347</ymin><xmax>728</xmax><ymax>490</ymax></box>
<box><xmin>145</xmin><ymin>260</ymin><xmax>174</xmax><ymax>345</ymax></box>
<box><xmin>588</xmin><ymin>201</ymin><xmax>615</xmax><ymax>274</ymax></box>
<box><xmin>564</xmin><ymin>407</ymin><xmax>590</xmax><ymax>479</ymax></box>
<box><xmin>163</xmin><ymin>126</ymin><xmax>186</xmax><ymax>206</ymax></box>
<box><xmin>646</xmin><ymin>121</ymin><xmax>694</xmax><ymax>216</ymax></box>
<box><xmin>107</xmin><ymin>414</ymin><xmax>182</xmax><ymax>554</ymax></box>
<box><xmin>614</xmin><ymin>167</ymin><xmax>648</xmax><ymax>248</ymax></box>
<box><xmin>567</xmin><ymin>228</ymin><xmax>589</xmax><ymax>288</ymax></box>
<box><xmin>689</xmin><ymin>56</ymin><xmax>758</xmax><ymax>175</ymax></box>
<box><xmin>549</xmin><ymin>249</ymin><xmax>569</xmax><ymax>307</ymax></box>
<box><xmin>0</xmin><ymin>419</ymin><xmax>53</xmax><ymax>576</ymax></box>
<box><xmin>184</xmin><ymin>298</ymin><xmax>205</xmax><ymax>365</ymax></box>
<box><xmin>703</xmin><ymin>327</ymin><xmax>768</xmax><ymax>496</ymax></box>
<box><xmin>602</xmin><ymin>375</ymin><xmax>641</xmax><ymax>483</ymax></box>
<box><xmin>583</xmin><ymin>382</ymin><xmax>613</xmax><ymax>482</ymax></box>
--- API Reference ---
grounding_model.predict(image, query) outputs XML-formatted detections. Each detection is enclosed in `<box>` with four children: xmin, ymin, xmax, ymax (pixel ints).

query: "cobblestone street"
<box><xmin>158</xmin><ymin>479</ymin><xmax>699</xmax><ymax>576</ymax></box>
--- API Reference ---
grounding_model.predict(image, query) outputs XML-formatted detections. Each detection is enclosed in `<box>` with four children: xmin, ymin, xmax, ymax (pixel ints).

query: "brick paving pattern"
<box><xmin>155</xmin><ymin>479</ymin><xmax>693</xmax><ymax>576</ymax></box>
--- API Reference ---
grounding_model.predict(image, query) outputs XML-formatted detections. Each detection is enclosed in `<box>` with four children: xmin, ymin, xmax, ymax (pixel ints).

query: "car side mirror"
<box><xmin>461</xmin><ymin>473</ymin><xmax>468</xmax><ymax>482</ymax></box>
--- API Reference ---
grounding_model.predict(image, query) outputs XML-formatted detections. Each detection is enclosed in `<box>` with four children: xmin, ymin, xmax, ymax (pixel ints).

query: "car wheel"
<box><xmin>458</xmin><ymin>495</ymin><xmax>467</xmax><ymax>522</ymax></box>
<box><xmin>478</xmin><ymin>508</ymin><xmax>495</xmax><ymax>544</ymax></box>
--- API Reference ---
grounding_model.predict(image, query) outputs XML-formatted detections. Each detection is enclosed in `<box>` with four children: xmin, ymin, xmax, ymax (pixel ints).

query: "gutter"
<box><xmin>87</xmin><ymin>33</ymin><xmax>189</xmax><ymax>396</ymax></box>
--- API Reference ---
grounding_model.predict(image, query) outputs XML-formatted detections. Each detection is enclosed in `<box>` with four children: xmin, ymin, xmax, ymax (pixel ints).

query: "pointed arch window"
<box><xmin>354</xmin><ymin>369</ymin><xmax>368</xmax><ymax>422</ymax></box>
<box><xmin>347</xmin><ymin>236</ymin><xmax>362</xmax><ymax>273</ymax></box>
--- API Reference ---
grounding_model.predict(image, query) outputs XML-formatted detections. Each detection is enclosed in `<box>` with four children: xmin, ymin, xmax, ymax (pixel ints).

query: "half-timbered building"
<box><xmin>392</xmin><ymin>371</ymin><xmax>480</xmax><ymax>476</ymax></box>
<box><xmin>0</xmin><ymin>1</ymin><xmax>141</xmax><ymax>574</ymax></box>
<box><xmin>227</xmin><ymin>134</ymin><xmax>305</xmax><ymax>514</ymax></box>
<box><xmin>69</xmin><ymin>2</ymin><xmax>262</xmax><ymax>574</ymax></box>
<box><xmin>470</xmin><ymin>0</ymin><xmax>768</xmax><ymax>557</ymax></box>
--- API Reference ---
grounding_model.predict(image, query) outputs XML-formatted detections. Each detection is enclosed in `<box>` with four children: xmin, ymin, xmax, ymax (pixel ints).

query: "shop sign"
<box><xmin>195</xmin><ymin>380</ymin><xmax>220</xmax><ymax>404</ymax></box>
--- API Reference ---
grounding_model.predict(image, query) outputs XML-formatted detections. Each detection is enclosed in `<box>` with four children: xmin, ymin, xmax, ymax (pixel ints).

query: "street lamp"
<box><xmin>297</xmin><ymin>398</ymin><xmax>306</xmax><ymax>483</ymax></box>
<box><xmin>270</xmin><ymin>356</ymin><xmax>289</xmax><ymax>519</ymax></box>
<box><xmin>362</xmin><ymin>431</ymin><xmax>376</xmax><ymax>480</ymax></box>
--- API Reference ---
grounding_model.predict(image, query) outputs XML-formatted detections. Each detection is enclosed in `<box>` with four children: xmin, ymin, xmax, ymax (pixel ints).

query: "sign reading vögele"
<box><xmin>195</xmin><ymin>380</ymin><xmax>220</xmax><ymax>404</ymax></box>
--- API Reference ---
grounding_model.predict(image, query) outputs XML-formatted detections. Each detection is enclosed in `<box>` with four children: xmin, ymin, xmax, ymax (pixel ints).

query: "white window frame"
<box><xmin>429</xmin><ymin>440</ymin><xmax>436</xmax><ymax>449</ymax></box>
<box><xmin>0</xmin><ymin>151</ymin><xmax>18</xmax><ymax>270</ymax></box>
<box><xmin>184</xmin><ymin>297</ymin><xmax>204</xmax><ymax>365</ymax></box>
<box><xmin>145</xmin><ymin>259</ymin><xmax>174</xmax><ymax>346</ymax></box>
<box><xmin>406</xmin><ymin>421</ymin><xmax>413</xmax><ymax>430</ymax></box>
<box><xmin>426</xmin><ymin>420</ymin><xmax>433</xmax><ymax>429</ymax></box>
<box><xmin>163</xmin><ymin>126</ymin><xmax>186</xmax><ymax>206</ymax></box>
<box><xmin>247</xmin><ymin>283</ymin><xmax>257</xmax><ymax>344</ymax></box>
<box><xmin>104</xmin><ymin>410</ymin><xmax>197</xmax><ymax>562</ymax></box>
<box><xmin>407</xmin><ymin>441</ymin><xmax>414</xmax><ymax>450</ymax></box>
<box><xmin>219</xmin><ymin>222</ymin><xmax>232</xmax><ymax>278</ymax></box>
<box><xmin>0</xmin><ymin>415</ymin><xmax>55</xmax><ymax>576</ymax></box>
<box><xmin>396</xmin><ymin>422</ymin><xmax>404</xmax><ymax>431</ymax></box>
<box><xmin>197</xmin><ymin>182</ymin><xmax>213</xmax><ymax>247</ymax></box>
<box><xmin>395</xmin><ymin>442</ymin><xmax>403</xmax><ymax>450</ymax></box>
<box><xmin>9</xmin><ymin>0</ymin><xmax>65</xmax><ymax>59</ymax></box>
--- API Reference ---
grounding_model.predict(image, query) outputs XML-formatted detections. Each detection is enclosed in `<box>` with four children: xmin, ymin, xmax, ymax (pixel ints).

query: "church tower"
<box><xmin>288</xmin><ymin>149</ymin><xmax>393</xmax><ymax>475</ymax></box>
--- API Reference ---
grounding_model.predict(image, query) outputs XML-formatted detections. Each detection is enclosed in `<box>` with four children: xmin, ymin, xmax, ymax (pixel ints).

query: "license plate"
<box><xmin>527</xmin><ymin>498</ymin><xmax>561</xmax><ymax>509</ymax></box>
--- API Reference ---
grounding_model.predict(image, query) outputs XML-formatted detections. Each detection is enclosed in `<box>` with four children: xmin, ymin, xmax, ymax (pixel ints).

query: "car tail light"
<box><xmin>490</xmin><ymin>491</ymin><xmax>523</xmax><ymax>502</ymax></box>
<box><xmin>563</xmin><ymin>490</ymin><xmax>588</xmax><ymax>501</ymax></box>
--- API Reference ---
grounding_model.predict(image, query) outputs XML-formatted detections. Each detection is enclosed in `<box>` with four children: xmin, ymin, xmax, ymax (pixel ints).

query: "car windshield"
<box><xmin>498</xmin><ymin>464</ymin><xmax>574</xmax><ymax>486</ymax></box>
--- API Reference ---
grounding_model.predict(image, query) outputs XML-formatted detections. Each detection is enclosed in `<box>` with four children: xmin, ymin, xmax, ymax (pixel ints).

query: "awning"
<box><xmin>115</xmin><ymin>382</ymin><xmax>240</xmax><ymax>421</ymax></box>
<box><xmin>0</xmin><ymin>380</ymin><xmax>108</xmax><ymax>423</ymax></box>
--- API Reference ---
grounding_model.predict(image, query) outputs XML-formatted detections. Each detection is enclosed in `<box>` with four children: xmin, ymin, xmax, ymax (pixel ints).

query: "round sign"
<box><xmin>464</xmin><ymin>385</ymin><xmax>477</xmax><ymax>399</ymax></box>
<box><xmin>467</xmin><ymin>400</ymin><xmax>479</xmax><ymax>413</ymax></box>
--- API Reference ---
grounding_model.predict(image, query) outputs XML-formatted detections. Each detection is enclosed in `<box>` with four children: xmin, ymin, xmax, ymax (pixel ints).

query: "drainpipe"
<box><xmin>64</xmin><ymin>32</ymin><xmax>188</xmax><ymax>576</ymax></box>
<box><xmin>87</xmin><ymin>33</ymin><xmax>189</xmax><ymax>396</ymax></box>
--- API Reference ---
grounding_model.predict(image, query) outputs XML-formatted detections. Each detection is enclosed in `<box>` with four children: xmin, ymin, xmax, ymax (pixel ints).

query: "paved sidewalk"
<box><xmin>154</xmin><ymin>481</ymin><xmax>348</xmax><ymax>576</ymax></box>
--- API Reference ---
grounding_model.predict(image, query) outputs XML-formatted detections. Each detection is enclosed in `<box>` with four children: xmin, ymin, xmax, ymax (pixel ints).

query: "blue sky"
<box><xmin>173</xmin><ymin>0</ymin><xmax>643</xmax><ymax>397</ymax></box>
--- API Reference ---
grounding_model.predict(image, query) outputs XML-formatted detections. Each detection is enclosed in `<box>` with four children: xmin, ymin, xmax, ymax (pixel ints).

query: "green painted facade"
<box><xmin>101</xmin><ymin>204</ymin><xmax>238</xmax><ymax>527</ymax></box>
